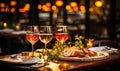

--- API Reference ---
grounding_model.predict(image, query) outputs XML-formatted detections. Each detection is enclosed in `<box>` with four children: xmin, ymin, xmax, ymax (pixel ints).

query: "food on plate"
<box><xmin>62</xmin><ymin>46</ymin><xmax>97</xmax><ymax>57</ymax></box>
<box><xmin>62</xmin><ymin>46</ymin><xmax>80</xmax><ymax>57</ymax></box>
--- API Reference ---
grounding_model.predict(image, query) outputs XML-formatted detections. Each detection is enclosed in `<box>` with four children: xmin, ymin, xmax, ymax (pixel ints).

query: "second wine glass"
<box><xmin>39</xmin><ymin>26</ymin><xmax>53</xmax><ymax>63</ymax></box>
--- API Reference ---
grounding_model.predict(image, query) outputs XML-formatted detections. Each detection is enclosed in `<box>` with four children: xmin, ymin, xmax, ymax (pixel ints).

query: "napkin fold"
<box><xmin>88</xmin><ymin>46</ymin><xmax>118</xmax><ymax>53</ymax></box>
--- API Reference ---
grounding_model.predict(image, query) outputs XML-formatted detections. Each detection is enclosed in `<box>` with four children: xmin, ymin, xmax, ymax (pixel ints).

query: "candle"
<box><xmin>15</xmin><ymin>24</ymin><xmax>20</xmax><ymax>30</ymax></box>
<box><xmin>85</xmin><ymin>39</ymin><xmax>94</xmax><ymax>48</ymax></box>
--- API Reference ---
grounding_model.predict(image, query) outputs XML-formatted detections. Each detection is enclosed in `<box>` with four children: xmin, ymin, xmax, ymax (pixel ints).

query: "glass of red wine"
<box><xmin>26</xmin><ymin>25</ymin><xmax>39</xmax><ymax>57</ymax></box>
<box><xmin>55</xmin><ymin>25</ymin><xmax>68</xmax><ymax>45</ymax></box>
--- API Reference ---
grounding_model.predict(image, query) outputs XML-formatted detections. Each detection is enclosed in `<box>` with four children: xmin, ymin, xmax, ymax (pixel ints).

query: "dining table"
<box><xmin>0</xmin><ymin>50</ymin><xmax>120</xmax><ymax>71</ymax></box>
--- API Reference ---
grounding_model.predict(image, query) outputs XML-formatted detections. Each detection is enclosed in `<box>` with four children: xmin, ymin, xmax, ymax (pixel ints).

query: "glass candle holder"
<box><xmin>85</xmin><ymin>39</ymin><xmax>94</xmax><ymax>48</ymax></box>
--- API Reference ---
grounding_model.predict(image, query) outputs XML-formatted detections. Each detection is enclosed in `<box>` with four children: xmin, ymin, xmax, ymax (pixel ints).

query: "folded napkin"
<box><xmin>88</xmin><ymin>46</ymin><xmax>118</xmax><ymax>53</ymax></box>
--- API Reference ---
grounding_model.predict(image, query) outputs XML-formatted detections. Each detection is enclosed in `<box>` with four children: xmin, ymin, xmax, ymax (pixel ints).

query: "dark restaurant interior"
<box><xmin>0</xmin><ymin>0</ymin><xmax>120</xmax><ymax>71</ymax></box>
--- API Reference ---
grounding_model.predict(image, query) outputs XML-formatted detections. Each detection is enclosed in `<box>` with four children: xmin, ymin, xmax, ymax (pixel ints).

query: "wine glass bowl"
<box><xmin>26</xmin><ymin>25</ymin><xmax>39</xmax><ymax>57</ymax></box>
<box><xmin>55</xmin><ymin>25</ymin><xmax>68</xmax><ymax>44</ymax></box>
<box><xmin>39</xmin><ymin>26</ymin><xmax>53</xmax><ymax>45</ymax></box>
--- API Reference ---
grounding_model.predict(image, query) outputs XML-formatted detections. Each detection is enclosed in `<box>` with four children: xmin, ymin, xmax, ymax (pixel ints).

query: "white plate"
<box><xmin>20</xmin><ymin>57</ymin><xmax>41</xmax><ymax>64</ymax></box>
<box><xmin>0</xmin><ymin>56</ymin><xmax>41</xmax><ymax>65</ymax></box>
<box><xmin>58</xmin><ymin>52</ymin><xmax>109</xmax><ymax>61</ymax></box>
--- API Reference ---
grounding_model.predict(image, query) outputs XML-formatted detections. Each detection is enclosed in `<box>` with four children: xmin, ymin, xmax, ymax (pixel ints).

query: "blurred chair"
<box><xmin>93</xmin><ymin>40</ymin><xmax>119</xmax><ymax>48</ymax></box>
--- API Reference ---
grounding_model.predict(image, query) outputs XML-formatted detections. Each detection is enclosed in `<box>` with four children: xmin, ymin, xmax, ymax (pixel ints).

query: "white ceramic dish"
<box><xmin>0</xmin><ymin>56</ymin><xmax>41</xmax><ymax>65</ymax></box>
<box><xmin>58</xmin><ymin>52</ymin><xmax>109</xmax><ymax>61</ymax></box>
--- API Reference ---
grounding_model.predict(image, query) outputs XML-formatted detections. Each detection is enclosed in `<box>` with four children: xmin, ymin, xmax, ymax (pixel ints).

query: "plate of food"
<box><xmin>58</xmin><ymin>46</ymin><xmax>109</xmax><ymax>61</ymax></box>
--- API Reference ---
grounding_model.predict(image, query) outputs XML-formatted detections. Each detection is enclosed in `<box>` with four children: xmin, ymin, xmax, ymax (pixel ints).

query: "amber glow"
<box><xmin>16</xmin><ymin>24</ymin><xmax>20</xmax><ymax>30</ymax></box>
<box><xmin>68</xmin><ymin>9</ymin><xmax>73</xmax><ymax>12</ymax></box>
<box><xmin>60</xmin><ymin>62</ymin><xmax>69</xmax><ymax>70</ymax></box>
<box><xmin>80</xmin><ymin>5</ymin><xmax>86</xmax><ymax>13</ymax></box>
<box><xmin>80</xmin><ymin>5</ymin><xmax>85</xmax><ymax>10</ymax></box>
<box><xmin>70</xmin><ymin>2</ymin><xmax>77</xmax><ymax>7</ymax></box>
<box><xmin>52</xmin><ymin>5</ymin><xmax>57</xmax><ymax>11</ymax></box>
<box><xmin>95</xmin><ymin>0</ymin><xmax>103</xmax><ymax>7</ymax></box>
<box><xmin>5</xmin><ymin>7</ymin><xmax>9</xmax><ymax>12</ymax></box>
<box><xmin>73</xmin><ymin>6</ymin><xmax>78</xmax><ymax>12</ymax></box>
<box><xmin>42</xmin><ymin>5</ymin><xmax>51</xmax><ymax>12</ymax></box>
<box><xmin>10</xmin><ymin>1</ymin><xmax>17</xmax><ymax>6</ymax></box>
<box><xmin>86</xmin><ymin>39</ymin><xmax>94</xmax><ymax>48</ymax></box>
<box><xmin>33</xmin><ymin>26</ymin><xmax>37</xmax><ymax>31</ymax></box>
<box><xmin>0</xmin><ymin>3</ymin><xmax>5</xmax><ymax>7</ymax></box>
<box><xmin>10</xmin><ymin>8</ymin><xmax>15</xmax><ymax>13</ymax></box>
<box><xmin>46</xmin><ymin>2</ymin><xmax>51</xmax><ymax>7</ymax></box>
<box><xmin>19</xmin><ymin>8</ymin><xmax>26</xmax><ymax>13</ymax></box>
<box><xmin>24</xmin><ymin>3</ymin><xmax>30</xmax><ymax>11</ymax></box>
<box><xmin>0</xmin><ymin>8</ymin><xmax>5</xmax><ymax>12</ymax></box>
<box><xmin>55</xmin><ymin>0</ymin><xmax>63</xmax><ymax>7</ymax></box>
<box><xmin>66</xmin><ymin>5</ymin><xmax>71</xmax><ymax>11</ymax></box>
<box><xmin>3</xmin><ymin>22</ymin><xmax>7</xmax><ymax>28</ymax></box>
<box><xmin>38</xmin><ymin>4</ymin><xmax>42</xmax><ymax>10</ymax></box>
<box><xmin>89</xmin><ymin>7</ymin><xmax>93</xmax><ymax>12</ymax></box>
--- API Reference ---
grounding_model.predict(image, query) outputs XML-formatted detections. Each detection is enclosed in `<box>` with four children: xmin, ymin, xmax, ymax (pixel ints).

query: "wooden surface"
<box><xmin>0</xmin><ymin>52</ymin><xmax>120</xmax><ymax>71</ymax></box>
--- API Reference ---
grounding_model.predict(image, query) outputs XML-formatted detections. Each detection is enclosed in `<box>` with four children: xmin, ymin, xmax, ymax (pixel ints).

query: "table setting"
<box><xmin>0</xmin><ymin>25</ymin><xmax>119</xmax><ymax>71</ymax></box>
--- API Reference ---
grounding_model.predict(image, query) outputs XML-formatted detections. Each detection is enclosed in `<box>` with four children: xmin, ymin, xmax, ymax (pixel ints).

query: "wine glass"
<box><xmin>55</xmin><ymin>25</ymin><xmax>68</xmax><ymax>44</ymax></box>
<box><xmin>39</xmin><ymin>26</ymin><xmax>53</xmax><ymax>63</ymax></box>
<box><xmin>26</xmin><ymin>25</ymin><xmax>39</xmax><ymax>57</ymax></box>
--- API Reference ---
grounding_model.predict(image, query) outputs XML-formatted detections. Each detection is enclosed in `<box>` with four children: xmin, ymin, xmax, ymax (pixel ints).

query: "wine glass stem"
<box><xmin>44</xmin><ymin>43</ymin><xmax>48</xmax><ymax>63</ymax></box>
<box><xmin>45</xmin><ymin>43</ymin><xmax>47</xmax><ymax>51</ymax></box>
<box><xmin>32</xmin><ymin>44</ymin><xmax>34</xmax><ymax>56</ymax></box>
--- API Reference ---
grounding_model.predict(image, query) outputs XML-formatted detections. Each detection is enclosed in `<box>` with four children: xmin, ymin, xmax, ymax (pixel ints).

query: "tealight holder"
<box><xmin>85</xmin><ymin>39</ymin><xmax>94</xmax><ymax>48</ymax></box>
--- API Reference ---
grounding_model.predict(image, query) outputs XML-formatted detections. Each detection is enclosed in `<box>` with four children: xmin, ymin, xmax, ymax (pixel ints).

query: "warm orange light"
<box><xmin>42</xmin><ymin>5</ymin><xmax>51</xmax><ymax>12</ymax></box>
<box><xmin>19</xmin><ymin>8</ymin><xmax>26</xmax><ymax>13</ymax></box>
<box><xmin>10</xmin><ymin>8</ymin><xmax>15</xmax><ymax>13</ymax></box>
<box><xmin>89</xmin><ymin>7</ymin><xmax>93</xmax><ymax>12</ymax></box>
<box><xmin>10</xmin><ymin>1</ymin><xmax>17</xmax><ymax>6</ymax></box>
<box><xmin>73</xmin><ymin>6</ymin><xmax>78</xmax><ymax>12</ymax></box>
<box><xmin>24</xmin><ymin>3</ymin><xmax>30</xmax><ymax>11</ymax></box>
<box><xmin>3</xmin><ymin>22</ymin><xmax>7</xmax><ymax>28</ymax></box>
<box><xmin>68</xmin><ymin>9</ymin><xmax>73</xmax><ymax>12</ymax></box>
<box><xmin>46</xmin><ymin>2</ymin><xmax>51</xmax><ymax>7</ymax></box>
<box><xmin>38</xmin><ymin>4</ymin><xmax>42</xmax><ymax>10</ymax></box>
<box><xmin>80</xmin><ymin>5</ymin><xmax>86</xmax><ymax>13</ymax></box>
<box><xmin>15</xmin><ymin>24</ymin><xmax>20</xmax><ymax>30</ymax></box>
<box><xmin>52</xmin><ymin>5</ymin><xmax>57</xmax><ymax>11</ymax></box>
<box><xmin>80</xmin><ymin>5</ymin><xmax>85</xmax><ymax>10</ymax></box>
<box><xmin>55</xmin><ymin>0</ymin><xmax>64</xmax><ymax>7</ymax></box>
<box><xmin>0</xmin><ymin>8</ymin><xmax>5</xmax><ymax>12</ymax></box>
<box><xmin>33</xmin><ymin>26</ymin><xmax>38</xmax><ymax>31</ymax></box>
<box><xmin>86</xmin><ymin>39</ymin><xmax>94</xmax><ymax>48</ymax></box>
<box><xmin>5</xmin><ymin>7</ymin><xmax>9</xmax><ymax>12</ymax></box>
<box><xmin>95</xmin><ymin>0</ymin><xmax>103</xmax><ymax>7</ymax></box>
<box><xmin>0</xmin><ymin>3</ymin><xmax>5</xmax><ymax>7</ymax></box>
<box><xmin>66</xmin><ymin>5</ymin><xmax>71</xmax><ymax>11</ymax></box>
<box><xmin>70</xmin><ymin>2</ymin><xmax>77</xmax><ymax>7</ymax></box>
